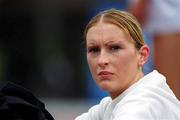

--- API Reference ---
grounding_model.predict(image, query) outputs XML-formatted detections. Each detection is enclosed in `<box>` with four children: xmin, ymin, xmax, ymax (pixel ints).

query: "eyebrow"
<box><xmin>87</xmin><ymin>40</ymin><xmax>125</xmax><ymax>46</ymax></box>
<box><xmin>86</xmin><ymin>42</ymin><xmax>98</xmax><ymax>48</ymax></box>
<box><xmin>105</xmin><ymin>40</ymin><xmax>124</xmax><ymax>45</ymax></box>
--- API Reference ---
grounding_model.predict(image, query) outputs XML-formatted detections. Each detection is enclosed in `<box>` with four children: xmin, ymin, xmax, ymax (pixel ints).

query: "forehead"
<box><xmin>86</xmin><ymin>22</ymin><xmax>131</xmax><ymax>42</ymax></box>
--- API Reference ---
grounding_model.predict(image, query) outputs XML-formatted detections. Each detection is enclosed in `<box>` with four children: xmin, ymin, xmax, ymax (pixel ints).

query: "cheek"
<box><xmin>87</xmin><ymin>57</ymin><xmax>96</xmax><ymax>74</ymax></box>
<box><xmin>88</xmin><ymin>60</ymin><xmax>98</xmax><ymax>83</ymax></box>
<box><xmin>115</xmin><ymin>53</ymin><xmax>130</xmax><ymax>64</ymax></box>
<box><xmin>114</xmin><ymin>53</ymin><xmax>138</xmax><ymax>69</ymax></box>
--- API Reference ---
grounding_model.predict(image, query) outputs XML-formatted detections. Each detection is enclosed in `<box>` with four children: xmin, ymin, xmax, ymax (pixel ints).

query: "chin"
<box><xmin>99</xmin><ymin>83</ymin><xmax>111</xmax><ymax>91</ymax></box>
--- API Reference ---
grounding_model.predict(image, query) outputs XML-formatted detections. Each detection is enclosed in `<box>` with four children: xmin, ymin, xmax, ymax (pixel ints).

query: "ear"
<box><xmin>138</xmin><ymin>45</ymin><xmax>149</xmax><ymax>67</ymax></box>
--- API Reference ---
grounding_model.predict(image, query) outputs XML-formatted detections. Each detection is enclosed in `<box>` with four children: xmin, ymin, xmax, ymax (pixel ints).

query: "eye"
<box><xmin>110</xmin><ymin>45</ymin><xmax>121</xmax><ymax>51</ymax></box>
<box><xmin>87</xmin><ymin>46</ymin><xmax>100</xmax><ymax>53</ymax></box>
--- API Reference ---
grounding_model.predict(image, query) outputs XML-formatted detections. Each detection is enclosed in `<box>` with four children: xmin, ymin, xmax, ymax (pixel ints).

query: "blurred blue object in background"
<box><xmin>143</xmin><ymin>33</ymin><xmax>154</xmax><ymax>75</ymax></box>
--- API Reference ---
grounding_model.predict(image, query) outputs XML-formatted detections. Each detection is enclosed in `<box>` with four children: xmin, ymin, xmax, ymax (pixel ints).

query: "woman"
<box><xmin>75</xmin><ymin>9</ymin><xmax>180</xmax><ymax>120</ymax></box>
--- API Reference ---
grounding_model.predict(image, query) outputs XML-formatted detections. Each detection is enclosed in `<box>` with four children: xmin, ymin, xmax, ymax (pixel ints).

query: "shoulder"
<box><xmin>99</xmin><ymin>96</ymin><xmax>112</xmax><ymax>108</ymax></box>
<box><xmin>89</xmin><ymin>97</ymin><xmax>112</xmax><ymax>117</ymax></box>
<box><xmin>88</xmin><ymin>97</ymin><xmax>112</xmax><ymax>116</ymax></box>
<box><xmin>75</xmin><ymin>97</ymin><xmax>112</xmax><ymax>120</ymax></box>
<box><xmin>112</xmin><ymin>78</ymin><xmax>180</xmax><ymax>120</ymax></box>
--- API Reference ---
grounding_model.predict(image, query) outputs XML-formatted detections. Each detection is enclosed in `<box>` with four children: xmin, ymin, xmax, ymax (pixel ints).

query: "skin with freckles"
<box><xmin>86</xmin><ymin>22</ymin><xmax>148</xmax><ymax>99</ymax></box>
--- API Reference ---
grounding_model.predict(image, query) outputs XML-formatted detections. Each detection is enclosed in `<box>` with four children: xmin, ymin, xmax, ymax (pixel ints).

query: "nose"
<box><xmin>98</xmin><ymin>50</ymin><xmax>109</xmax><ymax>68</ymax></box>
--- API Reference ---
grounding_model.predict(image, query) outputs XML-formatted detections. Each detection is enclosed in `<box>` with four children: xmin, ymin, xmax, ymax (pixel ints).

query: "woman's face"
<box><xmin>86</xmin><ymin>22</ymin><xmax>144</xmax><ymax>99</ymax></box>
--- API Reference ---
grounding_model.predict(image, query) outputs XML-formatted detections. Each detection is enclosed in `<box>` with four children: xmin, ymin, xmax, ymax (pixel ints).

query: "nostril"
<box><xmin>104</xmin><ymin>62</ymin><xmax>108</xmax><ymax>65</ymax></box>
<box><xmin>98</xmin><ymin>60</ymin><xmax>109</xmax><ymax>68</ymax></box>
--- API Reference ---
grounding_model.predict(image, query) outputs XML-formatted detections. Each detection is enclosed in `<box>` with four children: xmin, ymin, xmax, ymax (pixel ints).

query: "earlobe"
<box><xmin>138</xmin><ymin>45</ymin><xmax>149</xmax><ymax>66</ymax></box>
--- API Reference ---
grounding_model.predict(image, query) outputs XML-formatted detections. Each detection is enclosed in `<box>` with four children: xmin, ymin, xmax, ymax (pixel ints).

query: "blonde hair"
<box><xmin>84</xmin><ymin>9</ymin><xmax>145</xmax><ymax>50</ymax></box>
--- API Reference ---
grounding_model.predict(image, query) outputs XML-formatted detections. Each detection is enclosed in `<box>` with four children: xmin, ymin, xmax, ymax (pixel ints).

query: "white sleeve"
<box><xmin>75</xmin><ymin>105</ymin><xmax>100</xmax><ymax>120</ymax></box>
<box><xmin>75</xmin><ymin>97</ymin><xmax>111</xmax><ymax>120</ymax></box>
<box><xmin>75</xmin><ymin>113</ymin><xmax>88</xmax><ymax>120</ymax></box>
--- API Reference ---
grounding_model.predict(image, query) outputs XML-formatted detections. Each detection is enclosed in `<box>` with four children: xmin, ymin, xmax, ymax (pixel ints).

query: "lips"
<box><xmin>98</xmin><ymin>71</ymin><xmax>113</xmax><ymax>79</ymax></box>
<box><xmin>98</xmin><ymin>71</ymin><xmax>113</xmax><ymax>75</ymax></box>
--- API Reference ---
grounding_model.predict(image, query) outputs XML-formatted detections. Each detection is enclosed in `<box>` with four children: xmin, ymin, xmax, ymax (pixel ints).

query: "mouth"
<box><xmin>98</xmin><ymin>71</ymin><xmax>113</xmax><ymax>80</ymax></box>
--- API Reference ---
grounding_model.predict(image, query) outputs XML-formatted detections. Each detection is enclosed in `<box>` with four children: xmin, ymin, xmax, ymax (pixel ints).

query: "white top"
<box><xmin>144</xmin><ymin>0</ymin><xmax>180</xmax><ymax>35</ymax></box>
<box><xmin>75</xmin><ymin>70</ymin><xmax>180</xmax><ymax>120</ymax></box>
<box><xmin>128</xmin><ymin>0</ymin><xmax>180</xmax><ymax>35</ymax></box>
